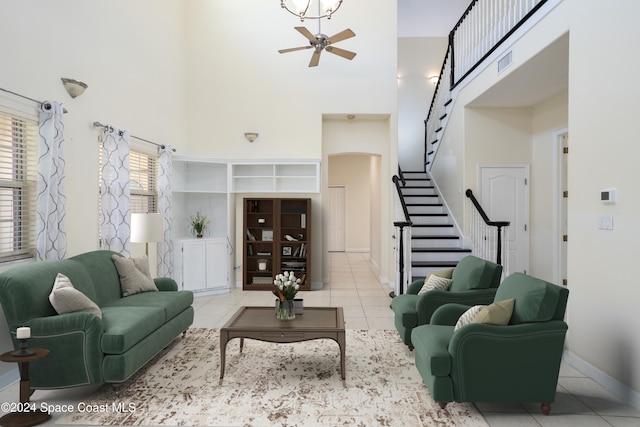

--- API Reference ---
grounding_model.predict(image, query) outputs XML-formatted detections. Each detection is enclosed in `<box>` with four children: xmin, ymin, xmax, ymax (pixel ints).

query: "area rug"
<box><xmin>57</xmin><ymin>328</ymin><xmax>487</xmax><ymax>426</ymax></box>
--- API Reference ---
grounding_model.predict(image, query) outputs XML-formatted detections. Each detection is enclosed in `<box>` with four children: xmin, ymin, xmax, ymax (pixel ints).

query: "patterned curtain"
<box><xmin>36</xmin><ymin>101</ymin><xmax>67</xmax><ymax>261</ymax></box>
<box><xmin>100</xmin><ymin>126</ymin><xmax>131</xmax><ymax>256</ymax></box>
<box><xmin>157</xmin><ymin>145</ymin><xmax>174</xmax><ymax>277</ymax></box>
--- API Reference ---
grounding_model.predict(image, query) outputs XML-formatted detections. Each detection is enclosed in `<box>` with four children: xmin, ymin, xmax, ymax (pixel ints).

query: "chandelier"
<box><xmin>280</xmin><ymin>0</ymin><xmax>343</xmax><ymax>21</ymax></box>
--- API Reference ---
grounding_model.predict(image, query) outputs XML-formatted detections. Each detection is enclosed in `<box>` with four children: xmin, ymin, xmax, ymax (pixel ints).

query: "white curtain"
<box><xmin>36</xmin><ymin>101</ymin><xmax>67</xmax><ymax>261</ymax></box>
<box><xmin>157</xmin><ymin>145</ymin><xmax>174</xmax><ymax>277</ymax></box>
<box><xmin>100</xmin><ymin>126</ymin><xmax>131</xmax><ymax>256</ymax></box>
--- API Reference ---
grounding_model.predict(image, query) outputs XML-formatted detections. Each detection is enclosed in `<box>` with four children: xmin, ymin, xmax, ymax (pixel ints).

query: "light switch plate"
<box><xmin>598</xmin><ymin>214</ymin><xmax>614</xmax><ymax>230</ymax></box>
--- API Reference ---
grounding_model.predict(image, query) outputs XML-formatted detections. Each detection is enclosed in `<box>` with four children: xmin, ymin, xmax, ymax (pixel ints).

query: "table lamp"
<box><xmin>131</xmin><ymin>213</ymin><xmax>165</xmax><ymax>256</ymax></box>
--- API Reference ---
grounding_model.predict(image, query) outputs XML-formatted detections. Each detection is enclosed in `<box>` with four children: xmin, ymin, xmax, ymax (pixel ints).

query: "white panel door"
<box><xmin>479</xmin><ymin>165</ymin><xmax>530</xmax><ymax>275</ymax></box>
<box><xmin>328</xmin><ymin>186</ymin><xmax>345</xmax><ymax>252</ymax></box>
<box><xmin>205</xmin><ymin>237</ymin><xmax>229</xmax><ymax>290</ymax></box>
<box><xmin>181</xmin><ymin>240</ymin><xmax>206</xmax><ymax>291</ymax></box>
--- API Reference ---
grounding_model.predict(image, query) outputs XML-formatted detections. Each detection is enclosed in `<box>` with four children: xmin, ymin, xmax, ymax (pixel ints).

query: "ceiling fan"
<box><xmin>278</xmin><ymin>26</ymin><xmax>356</xmax><ymax>67</ymax></box>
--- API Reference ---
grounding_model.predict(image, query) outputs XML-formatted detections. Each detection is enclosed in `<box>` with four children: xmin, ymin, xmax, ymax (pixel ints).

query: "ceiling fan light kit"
<box><xmin>281</xmin><ymin>0</ymin><xmax>343</xmax><ymax>21</ymax></box>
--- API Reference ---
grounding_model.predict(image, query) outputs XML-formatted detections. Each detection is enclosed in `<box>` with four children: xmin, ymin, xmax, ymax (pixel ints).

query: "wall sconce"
<box><xmin>428</xmin><ymin>75</ymin><xmax>439</xmax><ymax>85</ymax></box>
<box><xmin>244</xmin><ymin>132</ymin><xmax>259</xmax><ymax>143</ymax></box>
<box><xmin>61</xmin><ymin>78</ymin><xmax>88</xmax><ymax>98</ymax></box>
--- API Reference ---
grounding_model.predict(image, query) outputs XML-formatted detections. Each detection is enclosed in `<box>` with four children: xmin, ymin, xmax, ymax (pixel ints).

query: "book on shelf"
<box><xmin>301</xmin><ymin>213</ymin><xmax>306</xmax><ymax>228</ymax></box>
<box><xmin>262</xmin><ymin>229</ymin><xmax>273</xmax><ymax>241</ymax></box>
<box><xmin>246</xmin><ymin>229</ymin><xmax>257</xmax><ymax>241</ymax></box>
<box><xmin>246</xmin><ymin>244</ymin><xmax>254</xmax><ymax>256</ymax></box>
<box><xmin>252</xmin><ymin>276</ymin><xmax>273</xmax><ymax>285</ymax></box>
<box><xmin>256</xmin><ymin>252</ymin><xmax>272</xmax><ymax>256</ymax></box>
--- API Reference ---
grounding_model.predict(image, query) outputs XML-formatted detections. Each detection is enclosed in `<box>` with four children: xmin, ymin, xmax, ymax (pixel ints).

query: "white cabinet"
<box><xmin>174</xmin><ymin>238</ymin><xmax>229</xmax><ymax>294</ymax></box>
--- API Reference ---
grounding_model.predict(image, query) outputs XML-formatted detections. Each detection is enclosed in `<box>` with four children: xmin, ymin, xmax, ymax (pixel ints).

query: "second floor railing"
<box><xmin>466</xmin><ymin>189</ymin><xmax>510</xmax><ymax>273</ymax></box>
<box><xmin>425</xmin><ymin>0</ymin><xmax>549</xmax><ymax>170</ymax></box>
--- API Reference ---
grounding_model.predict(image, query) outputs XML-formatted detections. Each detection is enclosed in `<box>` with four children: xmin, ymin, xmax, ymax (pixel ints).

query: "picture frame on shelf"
<box><xmin>282</xmin><ymin>246</ymin><xmax>292</xmax><ymax>256</ymax></box>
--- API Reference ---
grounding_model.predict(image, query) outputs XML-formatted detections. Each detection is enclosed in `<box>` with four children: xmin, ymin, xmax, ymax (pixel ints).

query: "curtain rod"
<box><xmin>0</xmin><ymin>87</ymin><xmax>68</xmax><ymax>113</ymax></box>
<box><xmin>93</xmin><ymin>121</ymin><xmax>176</xmax><ymax>152</ymax></box>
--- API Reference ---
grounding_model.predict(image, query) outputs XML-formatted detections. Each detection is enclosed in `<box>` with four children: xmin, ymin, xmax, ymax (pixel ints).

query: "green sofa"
<box><xmin>391</xmin><ymin>255</ymin><xmax>502</xmax><ymax>348</ymax></box>
<box><xmin>0</xmin><ymin>250</ymin><xmax>194</xmax><ymax>389</ymax></box>
<box><xmin>410</xmin><ymin>273</ymin><xmax>569</xmax><ymax>415</ymax></box>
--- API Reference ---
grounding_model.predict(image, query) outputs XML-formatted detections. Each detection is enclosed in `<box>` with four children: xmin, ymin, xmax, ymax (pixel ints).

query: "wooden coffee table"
<box><xmin>220</xmin><ymin>306</ymin><xmax>345</xmax><ymax>380</ymax></box>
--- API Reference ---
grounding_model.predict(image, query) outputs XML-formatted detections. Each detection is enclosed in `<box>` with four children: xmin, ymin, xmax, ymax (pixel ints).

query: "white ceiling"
<box><xmin>398</xmin><ymin>0</ymin><xmax>472</xmax><ymax>37</ymax></box>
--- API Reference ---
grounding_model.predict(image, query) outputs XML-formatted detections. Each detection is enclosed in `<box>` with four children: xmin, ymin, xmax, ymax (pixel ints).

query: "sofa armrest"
<box><xmin>431</xmin><ymin>303</ymin><xmax>471</xmax><ymax>326</ymax></box>
<box><xmin>22</xmin><ymin>312</ymin><xmax>104</xmax><ymax>388</ymax></box>
<box><xmin>154</xmin><ymin>277</ymin><xmax>178</xmax><ymax>292</ymax></box>
<box><xmin>448</xmin><ymin>321</ymin><xmax>569</xmax><ymax>402</ymax></box>
<box><xmin>415</xmin><ymin>288</ymin><xmax>498</xmax><ymax>325</ymax></box>
<box><xmin>406</xmin><ymin>279</ymin><xmax>424</xmax><ymax>295</ymax></box>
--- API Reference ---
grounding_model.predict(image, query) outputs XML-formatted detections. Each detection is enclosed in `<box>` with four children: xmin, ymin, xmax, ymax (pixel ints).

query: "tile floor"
<box><xmin>1</xmin><ymin>252</ymin><xmax>639</xmax><ymax>426</ymax></box>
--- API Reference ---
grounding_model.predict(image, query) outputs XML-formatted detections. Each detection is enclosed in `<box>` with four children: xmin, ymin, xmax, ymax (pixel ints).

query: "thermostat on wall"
<box><xmin>600</xmin><ymin>188</ymin><xmax>617</xmax><ymax>204</ymax></box>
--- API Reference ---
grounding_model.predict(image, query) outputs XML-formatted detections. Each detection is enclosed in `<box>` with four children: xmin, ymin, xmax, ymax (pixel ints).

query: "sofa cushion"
<box><xmin>418</xmin><ymin>274</ymin><xmax>452</xmax><ymax>295</ymax></box>
<box><xmin>449</xmin><ymin>256</ymin><xmax>498</xmax><ymax>292</ymax></box>
<box><xmin>48</xmin><ymin>273</ymin><xmax>102</xmax><ymax>319</ymax></box>
<box><xmin>454</xmin><ymin>305</ymin><xmax>484</xmax><ymax>331</ymax></box>
<box><xmin>109</xmin><ymin>291</ymin><xmax>194</xmax><ymax>322</ymax></box>
<box><xmin>473</xmin><ymin>298</ymin><xmax>514</xmax><ymax>326</ymax></box>
<box><xmin>495</xmin><ymin>273</ymin><xmax>561</xmax><ymax>324</ymax></box>
<box><xmin>411</xmin><ymin>324</ymin><xmax>455</xmax><ymax>377</ymax></box>
<box><xmin>391</xmin><ymin>294</ymin><xmax>419</xmax><ymax>327</ymax></box>
<box><xmin>100</xmin><ymin>306</ymin><xmax>166</xmax><ymax>354</ymax></box>
<box><xmin>111</xmin><ymin>255</ymin><xmax>158</xmax><ymax>297</ymax></box>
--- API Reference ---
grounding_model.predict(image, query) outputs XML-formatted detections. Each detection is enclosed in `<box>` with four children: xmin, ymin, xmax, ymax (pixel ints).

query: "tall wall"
<box><xmin>566</xmin><ymin>0</ymin><xmax>640</xmax><ymax>403</ymax></box>
<box><xmin>0</xmin><ymin>0</ymin><xmax>187</xmax><ymax>378</ymax></box>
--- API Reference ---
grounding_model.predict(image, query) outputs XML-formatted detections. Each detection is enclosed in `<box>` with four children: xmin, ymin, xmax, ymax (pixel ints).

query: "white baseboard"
<box><xmin>0</xmin><ymin>367</ymin><xmax>18</xmax><ymax>391</ymax></box>
<box><xmin>564</xmin><ymin>350</ymin><xmax>640</xmax><ymax>411</ymax></box>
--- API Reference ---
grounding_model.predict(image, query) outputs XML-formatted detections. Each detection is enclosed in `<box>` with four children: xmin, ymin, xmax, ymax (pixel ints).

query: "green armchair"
<box><xmin>391</xmin><ymin>255</ymin><xmax>502</xmax><ymax>348</ymax></box>
<box><xmin>410</xmin><ymin>273</ymin><xmax>569</xmax><ymax>415</ymax></box>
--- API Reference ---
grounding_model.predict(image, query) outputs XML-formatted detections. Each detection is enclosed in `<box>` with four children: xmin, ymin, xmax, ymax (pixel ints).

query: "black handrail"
<box><xmin>393</xmin><ymin>175</ymin><xmax>412</xmax><ymax>224</ymax></box>
<box><xmin>397</xmin><ymin>165</ymin><xmax>406</xmax><ymax>187</ymax></box>
<box><xmin>465</xmin><ymin>189</ymin><xmax>509</xmax><ymax>265</ymax></box>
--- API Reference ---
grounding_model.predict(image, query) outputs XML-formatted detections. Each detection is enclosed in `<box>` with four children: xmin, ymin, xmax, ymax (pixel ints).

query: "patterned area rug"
<box><xmin>58</xmin><ymin>328</ymin><xmax>487</xmax><ymax>426</ymax></box>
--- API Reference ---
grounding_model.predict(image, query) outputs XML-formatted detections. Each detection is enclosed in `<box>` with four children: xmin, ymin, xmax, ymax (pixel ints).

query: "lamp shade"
<box><xmin>131</xmin><ymin>213</ymin><xmax>165</xmax><ymax>243</ymax></box>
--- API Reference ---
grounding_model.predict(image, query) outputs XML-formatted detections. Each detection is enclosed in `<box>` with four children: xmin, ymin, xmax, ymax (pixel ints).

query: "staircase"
<box><xmin>400</xmin><ymin>171</ymin><xmax>471</xmax><ymax>281</ymax></box>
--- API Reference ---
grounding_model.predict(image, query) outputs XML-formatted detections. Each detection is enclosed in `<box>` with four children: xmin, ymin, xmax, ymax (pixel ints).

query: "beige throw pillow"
<box><xmin>472</xmin><ymin>298</ymin><xmax>515</xmax><ymax>326</ymax></box>
<box><xmin>454</xmin><ymin>305</ymin><xmax>484</xmax><ymax>331</ymax></box>
<box><xmin>418</xmin><ymin>274</ymin><xmax>453</xmax><ymax>295</ymax></box>
<box><xmin>49</xmin><ymin>273</ymin><xmax>102</xmax><ymax>318</ymax></box>
<box><xmin>112</xmin><ymin>255</ymin><xmax>158</xmax><ymax>297</ymax></box>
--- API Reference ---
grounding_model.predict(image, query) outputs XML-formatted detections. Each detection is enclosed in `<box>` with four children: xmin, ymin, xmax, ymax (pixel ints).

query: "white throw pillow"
<box><xmin>454</xmin><ymin>305</ymin><xmax>484</xmax><ymax>331</ymax></box>
<box><xmin>417</xmin><ymin>274</ymin><xmax>453</xmax><ymax>295</ymax></box>
<box><xmin>49</xmin><ymin>273</ymin><xmax>102</xmax><ymax>318</ymax></box>
<box><xmin>112</xmin><ymin>255</ymin><xmax>158</xmax><ymax>297</ymax></box>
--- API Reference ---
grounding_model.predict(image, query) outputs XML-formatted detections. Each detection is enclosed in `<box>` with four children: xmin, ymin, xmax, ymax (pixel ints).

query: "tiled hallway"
<box><xmin>1</xmin><ymin>252</ymin><xmax>638</xmax><ymax>426</ymax></box>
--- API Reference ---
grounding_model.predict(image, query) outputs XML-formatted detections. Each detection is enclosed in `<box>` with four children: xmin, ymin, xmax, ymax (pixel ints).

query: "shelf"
<box><xmin>232</xmin><ymin>161</ymin><xmax>320</xmax><ymax>193</ymax></box>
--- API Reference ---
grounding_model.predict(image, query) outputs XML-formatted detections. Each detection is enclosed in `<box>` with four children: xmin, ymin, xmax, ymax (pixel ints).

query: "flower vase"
<box><xmin>276</xmin><ymin>300</ymin><xmax>296</xmax><ymax>320</ymax></box>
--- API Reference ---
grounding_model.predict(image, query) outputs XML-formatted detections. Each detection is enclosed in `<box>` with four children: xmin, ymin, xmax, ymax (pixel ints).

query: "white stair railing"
<box><xmin>425</xmin><ymin>0</ymin><xmax>549</xmax><ymax>170</ymax></box>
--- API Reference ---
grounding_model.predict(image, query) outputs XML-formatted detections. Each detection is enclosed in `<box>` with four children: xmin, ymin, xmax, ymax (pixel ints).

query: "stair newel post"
<box><xmin>496</xmin><ymin>224</ymin><xmax>503</xmax><ymax>266</ymax></box>
<box><xmin>394</xmin><ymin>221</ymin><xmax>412</xmax><ymax>296</ymax></box>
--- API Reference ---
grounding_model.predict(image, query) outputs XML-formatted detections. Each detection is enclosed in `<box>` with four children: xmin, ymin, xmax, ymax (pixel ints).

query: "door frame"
<box><xmin>552</xmin><ymin>128</ymin><xmax>569</xmax><ymax>285</ymax></box>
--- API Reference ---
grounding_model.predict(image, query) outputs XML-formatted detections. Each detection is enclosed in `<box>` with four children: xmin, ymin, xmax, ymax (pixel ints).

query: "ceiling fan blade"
<box><xmin>278</xmin><ymin>46</ymin><xmax>313</xmax><ymax>54</ymax></box>
<box><xmin>327</xmin><ymin>29</ymin><xmax>355</xmax><ymax>44</ymax></box>
<box><xmin>295</xmin><ymin>26</ymin><xmax>317</xmax><ymax>43</ymax></box>
<box><xmin>325</xmin><ymin>46</ymin><xmax>357</xmax><ymax>60</ymax></box>
<box><xmin>309</xmin><ymin>50</ymin><xmax>322</xmax><ymax>67</ymax></box>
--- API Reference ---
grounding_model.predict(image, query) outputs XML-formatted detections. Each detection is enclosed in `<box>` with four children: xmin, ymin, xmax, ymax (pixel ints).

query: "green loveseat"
<box><xmin>410</xmin><ymin>273</ymin><xmax>569</xmax><ymax>415</ymax></box>
<box><xmin>391</xmin><ymin>255</ymin><xmax>502</xmax><ymax>348</ymax></box>
<box><xmin>0</xmin><ymin>250</ymin><xmax>194</xmax><ymax>389</ymax></box>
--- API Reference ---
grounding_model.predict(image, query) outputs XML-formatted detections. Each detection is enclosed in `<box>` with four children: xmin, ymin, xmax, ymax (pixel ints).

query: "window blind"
<box><xmin>0</xmin><ymin>109</ymin><xmax>37</xmax><ymax>262</ymax></box>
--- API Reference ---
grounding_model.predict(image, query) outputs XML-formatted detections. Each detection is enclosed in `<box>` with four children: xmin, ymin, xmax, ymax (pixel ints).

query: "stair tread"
<box><xmin>412</xmin><ymin>247</ymin><xmax>472</xmax><ymax>252</ymax></box>
<box><xmin>412</xmin><ymin>261</ymin><xmax>459</xmax><ymax>267</ymax></box>
<box><xmin>412</xmin><ymin>235</ymin><xmax>460</xmax><ymax>239</ymax></box>
<box><xmin>412</xmin><ymin>224</ymin><xmax>453</xmax><ymax>228</ymax></box>
<box><xmin>410</xmin><ymin>213</ymin><xmax>448</xmax><ymax>217</ymax></box>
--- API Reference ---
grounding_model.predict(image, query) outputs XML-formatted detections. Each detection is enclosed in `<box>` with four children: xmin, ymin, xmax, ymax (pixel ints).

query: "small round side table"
<box><xmin>0</xmin><ymin>348</ymin><xmax>50</xmax><ymax>427</ymax></box>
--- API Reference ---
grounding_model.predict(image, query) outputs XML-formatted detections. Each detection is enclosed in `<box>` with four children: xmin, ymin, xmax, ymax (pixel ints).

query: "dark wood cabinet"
<box><xmin>243</xmin><ymin>198</ymin><xmax>311</xmax><ymax>291</ymax></box>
